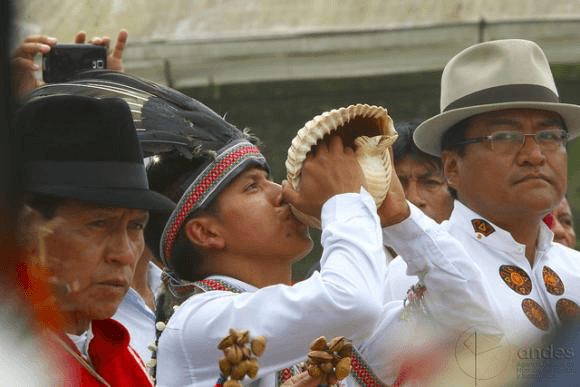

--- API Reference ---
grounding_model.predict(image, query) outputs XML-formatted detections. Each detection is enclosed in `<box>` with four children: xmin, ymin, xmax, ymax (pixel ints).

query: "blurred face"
<box><xmin>443</xmin><ymin>109</ymin><xmax>568</xmax><ymax>225</ymax></box>
<box><xmin>214</xmin><ymin>167</ymin><xmax>313</xmax><ymax>263</ymax></box>
<box><xmin>551</xmin><ymin>198</ymin><xmax>576</xmax><ymax>248</ymax></box>
<box><xmin>25</xmin><ymin>201</ymin><xmax>148</xmax><ymax>327</ymax></box>
<box><xmin>395</xmin><ymin>155</ymin><xmax>453</xmax><ymax>223</ymax></box>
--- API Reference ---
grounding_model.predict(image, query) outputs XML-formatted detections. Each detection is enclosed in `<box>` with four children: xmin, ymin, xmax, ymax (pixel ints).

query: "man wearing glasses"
<box><xmin>392</xmin><ymin>39</ymin><xmax>580</xmax><ymax>348</ymax></box>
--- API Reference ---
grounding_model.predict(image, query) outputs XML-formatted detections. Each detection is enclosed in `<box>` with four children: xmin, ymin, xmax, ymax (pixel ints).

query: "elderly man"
<box><xmin>389</xmin><ymin>39</ymin><xmax>580</xmax><ymax>350</ymax></box>
<box><xmin>15</xmin><ymin>95</ymin><xmax>175</xmax><ymax>386</ymax></box>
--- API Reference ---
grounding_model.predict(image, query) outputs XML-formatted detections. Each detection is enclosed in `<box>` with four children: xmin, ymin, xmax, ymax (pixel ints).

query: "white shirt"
<box><xmin>156</xmin><ymin>189</ymin><xmax>387</xmax><ymax>386</ymax></box>
<box><xmin>386</xmin><ymin>200</ymin><xmax>580</xmax><ymax>346</ymax></box>
<box><xmin>156</xmin><ymin>192</ymin><xmax>502</xmax><ymax>386</ymax></box>
<box><xmin>113</xmin><ymin>262</ymin><xmax>162</xmax><ymax>362</ymax></box>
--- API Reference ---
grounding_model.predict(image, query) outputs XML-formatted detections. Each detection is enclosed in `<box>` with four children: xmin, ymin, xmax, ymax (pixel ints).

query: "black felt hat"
<box><xmin>15</xmin><ymin>95</ymin><xmax>175</xmax><ymax>212</ymax></box>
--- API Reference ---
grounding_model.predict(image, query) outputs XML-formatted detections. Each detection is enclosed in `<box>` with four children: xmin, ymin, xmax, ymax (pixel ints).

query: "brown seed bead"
<box><xmin>217</xmin><ymin>335</ymin><xmax>236</xmax><ymax>350</ymax></box>
<box><xmin>236</xmin><ymin>330</ymin><xmax>250</xmax><ymax>345</ymax></box>
<box><xmin>251</xmin><ymin>336</ymin><xmax>267</xmax><ymax>357</ymax></box>
<box><xmin>335</xmin><ymin>357</ymin><xmax>352</xmax><ymax>380</ymax></box>
<box><xmin>320</xmin><ymin>361</ymin><xmax>333</xmax><ymax>374</ymax></box>
<box><xmin>308</xmin><ymin>350</ymin><xmax>333</xmax><ymax>362</ymax></box>
<box><xmin>246</xmin><ymin>358</ymin><xmax>259</xmax><ymax>378</ymax></box>
<box><xmin>230</xmin><ymin>364</ymin><xmax>246</xmax><ymax>380</ymax></box>
<box><xmin>224</xmin><ymin>380</ymin><xmax>242</xmax><ymax>387</ymax></box>
<box><xmin>309</xmin><ymin>336</ymin><xmax>328</xmax><ymax>351</ymax></box>
<box><xmin>338</xmin><ymin>341</ymin><xmax>353</xmax><ymax>357</ymax></box>
<box><xmin>218</xmin><ymin>356</ymin><xmax>231</xmax><ymax>376</ymax></box>
<box><xmin>225</xmin><ymin>346</ymin><xmax>243</xmax><ymax>363</ymax></box>
<box><xmin>308</xmin><ymin>365</ymin><xmax>322</xmax><ymax>378</ymax></box>
<box><xmin>242</xmin><ymin>346</ymin><xmax>252</xmax><ymax>360</ymax></box>
<box><xmin>328</xmin><ymin>336</ymin><xmax>345</xmax><ymax>353</ymax></box>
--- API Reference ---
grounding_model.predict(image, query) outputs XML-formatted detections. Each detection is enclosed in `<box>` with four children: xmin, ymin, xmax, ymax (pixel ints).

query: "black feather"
<box><xmin>28</xmin><ymin>70</ymin><xmax>247</xmax><ymax>158</ymax></box>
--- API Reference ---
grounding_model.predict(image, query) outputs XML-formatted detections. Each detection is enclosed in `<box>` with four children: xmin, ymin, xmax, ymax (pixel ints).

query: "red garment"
<box><xmin>49</xmin><ymin>319</ymin><xmax>153</xmax><ymax>386</ymax></box>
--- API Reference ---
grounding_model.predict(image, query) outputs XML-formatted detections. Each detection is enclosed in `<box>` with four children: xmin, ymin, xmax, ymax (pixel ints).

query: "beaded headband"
<box><xmin>160</xmin><ymin>140</ymin><xmax>268</xmax><ymax>263</ymax></box>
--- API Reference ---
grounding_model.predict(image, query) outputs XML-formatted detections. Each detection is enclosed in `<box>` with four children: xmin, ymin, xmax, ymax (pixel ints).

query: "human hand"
<box><xmin>377</xmin><ymin>147</ymin><xmax>410</xmax><ymax>227</ymax></box>
<box><xmin>283</xmin><ymin>135</ymin><xmax>365</xmax><ymax>221</ymax></box>
<box><xmin>11</xmin><ymin>35</ymin><xmax>57</xmax><ymax>99</ymax></box>
<box><xmin>74</xmin><ymin>28</ymin><xmax>128</xmax><ymax>71</ymax></box>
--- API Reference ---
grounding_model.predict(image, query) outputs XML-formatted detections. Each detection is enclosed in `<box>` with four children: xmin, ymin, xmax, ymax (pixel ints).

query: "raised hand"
<box><xmin>283</xmin><ymin>135</ymin><xmax>365</xmax><ymax>222</ymax></box>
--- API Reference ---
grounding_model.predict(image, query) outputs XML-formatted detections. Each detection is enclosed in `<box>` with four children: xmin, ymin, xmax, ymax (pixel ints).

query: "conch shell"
<box><xmin>285</xmin><ymin>104</ymin><xmax>398</xmax><ymax>228</ymax></box>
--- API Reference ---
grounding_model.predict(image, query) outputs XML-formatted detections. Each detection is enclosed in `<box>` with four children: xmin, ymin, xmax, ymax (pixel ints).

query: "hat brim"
<box><xmin>414</xmin><ymin>101</ymin><xmax>580</xmax><ymax>156</ymax></box>
<box><xmin>26</xmin><ymin>185</ymin><xmax>176</xmax><ymax>213</ymax></box>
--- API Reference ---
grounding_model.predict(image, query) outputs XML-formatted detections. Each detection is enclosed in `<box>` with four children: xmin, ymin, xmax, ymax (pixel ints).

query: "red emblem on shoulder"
<box><xmin>499</xmin><ymin>265</ymin><xmax>532</xmax><ymax>295</ymax></box>
<box><xmin>542</xmin><ymin>266</ymin><xmax>565</xmax><ymax>295</ymax></box>
<box><xmin>556</xmin><ymin>299</ymin><xmax>580</xmax><ymax>324</ymax></box>
<box><xmin>471</xmin><ymin>219</ymin><xmax>495</xmax><ymax>237</ymax></box>
<box><xmin>522</xmin><ymin>299</ymin><xmax>550</xmax><ymax>331</ymax></box>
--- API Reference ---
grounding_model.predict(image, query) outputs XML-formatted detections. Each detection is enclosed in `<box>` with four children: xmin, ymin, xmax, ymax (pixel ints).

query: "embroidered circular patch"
<box><xmin>499</xmin><ymin>265</ymin><xmax>532</xmax><ymax>295</ymax></box>
<box><xmin>556</xmin><ymin>298</ymin><xmax>580</xmax><ymax>324</ymax></box>
<box><xmin>522</xmin><ymin>298</ymin><xmax>550</xmax><ymax>331</ymax></box>
<box><xmin>542</xmin><ymin>266</ymin><xmax>565</xmax><ymax>295</ymax></box>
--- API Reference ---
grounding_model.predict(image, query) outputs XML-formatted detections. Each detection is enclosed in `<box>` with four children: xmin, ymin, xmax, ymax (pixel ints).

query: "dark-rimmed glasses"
<box><xmin>451</xmin><ymin>129</ymin><xmax>568</xmax><ymax>153</ymax></box>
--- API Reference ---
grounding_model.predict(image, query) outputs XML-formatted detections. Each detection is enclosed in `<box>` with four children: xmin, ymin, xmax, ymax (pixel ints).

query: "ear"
<box><xmin>441</xmin><ymin>150</ymin><xmax>460</xmax><ymax>192</ymax></box>
<box><xmin>183</xmin><ymin>216</ymin><xmax>225</xmax><ymax>250</ymax></box>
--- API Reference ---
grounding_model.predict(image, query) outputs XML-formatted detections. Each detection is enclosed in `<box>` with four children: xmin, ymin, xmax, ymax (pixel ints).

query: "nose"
<box><xmin>404</xmin><ymin>180</ymin><xmax>427</xmax><ymax>209</ymax></box>
<box><xmin>268</xmin><ymin>180</ymin><xmax>284</xmax><ymax>206</ymax></box>
<box><xmin>517</xmin><ymin>134</ymin><xmax>546</xmax><ymax>165</ymax></box>
<box><xmin>106</xmin><ymin>229</ymin><xmax>141</xmax><ymax>266</ymax></box>
<box><xmin>551</xmin><ymin>218</ymin><xmax>568</xmax><ymax>243</ymax></box>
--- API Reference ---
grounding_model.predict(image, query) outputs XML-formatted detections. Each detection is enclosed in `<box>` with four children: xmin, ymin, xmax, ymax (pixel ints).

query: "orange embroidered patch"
<box><xmin>556</xmin><ymin>298</ymin><xmax>580</xmax><ymax>324</ymax></box>
<box><xmin>471</xmin><ymin>219</ymin><xmax>495</xmax><ymax>237</ymax></box>
<box><xmin>499</xmin><ymin>265</ymin><xmax>532</xmax><ymax>295</ymax></box>
<box><xmin>522</xmin><ymin>298</ymin><xmax>550</xmax><ymax>331</ymax></box>
<box><xmin>542</xmin><ymin>266</ymin><xmax>565</xmax><ymax>295</ymax></box>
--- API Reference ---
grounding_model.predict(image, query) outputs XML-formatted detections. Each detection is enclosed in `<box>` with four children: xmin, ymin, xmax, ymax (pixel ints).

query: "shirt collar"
<box><xmin>448</xmin><ymin>200</ymin><xmax>554</xmax><ymax>258</ymax></box>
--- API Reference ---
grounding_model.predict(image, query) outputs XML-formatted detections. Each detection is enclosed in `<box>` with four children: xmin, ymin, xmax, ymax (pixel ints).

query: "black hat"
<box><xmin>15</xmin><ymin>95</ymin><xmax>175</xmax><ymax>212</ymax></box>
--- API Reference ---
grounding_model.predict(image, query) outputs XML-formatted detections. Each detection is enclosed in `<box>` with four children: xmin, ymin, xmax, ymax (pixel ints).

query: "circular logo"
<box><xmin>522</xmin><ymin>298</ymin><xmax>550</xmax><ymax>331</ymax></box>
<box><xmin>499</xmin><ymin>265</ymin><xmax>532</xmax><ymax>295</ymax></box>
<box><xmin>454</xmin><ymin>326</ymin><xmax>512</xmax><ymax>381</ymax></box>
<box><xmin>543</xmin><ymin>266</ymin><xmax>565</xmax><ymax>295</ymax></box>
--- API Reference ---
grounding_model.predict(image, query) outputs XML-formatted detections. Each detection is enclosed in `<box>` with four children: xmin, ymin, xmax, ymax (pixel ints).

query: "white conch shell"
<box><xmin>285</xmin><ymin>104</ymin><xmax>398</xmax><ymax>229</ymax></box>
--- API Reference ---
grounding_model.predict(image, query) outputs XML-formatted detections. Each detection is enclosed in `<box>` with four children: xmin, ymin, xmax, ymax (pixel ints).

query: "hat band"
<box><xmin>161</xmin><ymin>141</ymin><xmax>267</xmax><ymax>263</ymax></box>
<box><xmin>23</xmin><ymin>161</ymin><xmax>148</xmax><ymax>189</ymax></box>
<box><xmin>443</xmin><ymin>84</ymin><xmax>560</xmax><ymax>112</ymax></box>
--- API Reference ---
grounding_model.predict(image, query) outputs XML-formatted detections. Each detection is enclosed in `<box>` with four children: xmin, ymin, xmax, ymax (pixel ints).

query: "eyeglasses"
<box><xmin>452</xmin><ymin>129</ymin><xmax>569</xmax><ymax>153</ymax></box>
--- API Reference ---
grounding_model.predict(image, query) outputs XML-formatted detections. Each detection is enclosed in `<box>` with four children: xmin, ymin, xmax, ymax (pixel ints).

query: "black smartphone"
<box><xmin>42</xmin><ymin>44</ymin><xmax>107</xmax><ymax>83</ymax></box>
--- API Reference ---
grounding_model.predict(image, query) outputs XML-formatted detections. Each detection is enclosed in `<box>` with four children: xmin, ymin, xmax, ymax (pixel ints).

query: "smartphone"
<box><xmin>42</xmin><ymin>44</ymin><xmax>107</xmax><ymax>83</ymax></box>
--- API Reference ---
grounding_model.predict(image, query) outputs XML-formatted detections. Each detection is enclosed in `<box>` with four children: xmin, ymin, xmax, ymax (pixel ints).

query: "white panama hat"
<box><xmin>414</xmin><ymin>39</ymin><xmax>580</xmax><ymax>156</ymax></box>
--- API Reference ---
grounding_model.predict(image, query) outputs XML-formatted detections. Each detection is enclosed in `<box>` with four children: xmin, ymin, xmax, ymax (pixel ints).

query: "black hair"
<box><xmin>393</xmin><ymin>119</ymin><xmax>443</xmax><ymax>173</ymax></box>
<box><xmin>145</xmin><ymin>150</ymin><xmax>221</xmax><ymax>281</ymax></box>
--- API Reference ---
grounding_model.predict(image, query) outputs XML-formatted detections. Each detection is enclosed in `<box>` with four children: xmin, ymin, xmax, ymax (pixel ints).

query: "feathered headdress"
<box><xmin>28</xmin><ymin>70</ymin><xmax>259</xmax><ymax>159</ymax></box>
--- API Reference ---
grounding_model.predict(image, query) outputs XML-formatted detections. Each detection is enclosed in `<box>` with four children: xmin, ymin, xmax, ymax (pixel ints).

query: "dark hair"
<box><xmin>145</xmin><ymin>150</ymin><xmax>221</xmax><ymax>281</ymax></box>
<box><xmin>393</xmin><ymin>119</ymin><xmax>443</xmax><ymax>173</ymax></box>
<box><xmin>440</xmin><ymin>117</ymin><xmax>473</xmax><ymax>157</ymax></box>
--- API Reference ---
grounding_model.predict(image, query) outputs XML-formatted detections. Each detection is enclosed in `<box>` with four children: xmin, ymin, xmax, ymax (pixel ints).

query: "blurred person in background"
<box><xmin>548</xmin><ymin>196</ymin><xmax>576</xmax><ymax>248</ymax></box>
<box><xmin>392</xmin><ymin>120</ymin><xmax>454</xmax><ymax>224</ymax></box>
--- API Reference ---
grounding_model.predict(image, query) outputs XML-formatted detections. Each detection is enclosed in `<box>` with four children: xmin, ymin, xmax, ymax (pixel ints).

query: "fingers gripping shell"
<box><xmin>285</xmin><ymin>104</ymin><xmax>398</xmax><ymax>228</ymax></box>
